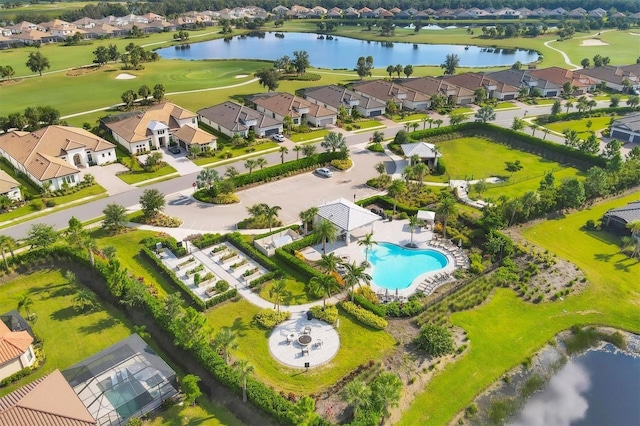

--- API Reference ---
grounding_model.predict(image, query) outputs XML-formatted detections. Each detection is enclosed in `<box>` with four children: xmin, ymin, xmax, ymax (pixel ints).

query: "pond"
<box><xmin>156</xmin><ymin>32</ymin><xmax>539</xmax><ymax>68</ymax></box>
<box><xmin>510</xmin><ymin>344</ymin><xmax>640</xmax><ymax>426</ymax></box>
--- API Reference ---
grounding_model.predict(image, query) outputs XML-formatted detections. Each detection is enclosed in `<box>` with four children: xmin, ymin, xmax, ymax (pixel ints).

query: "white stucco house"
<box><xmin>0</xmin><ymin>316</ymin><xmax>36</xmax><ymax>381</ymax></box>
<box><xmin>0</xmin><ymin>126</ymin><xmax>115</xmax><ymax>190</ymax></box>
<box><xmin>198</xmin><ymin>101</ymin><xmax>283</xmax><ymax>138</ymax></box>
<box><xmin>0</xmin><ymin>170</ymin><xmax>21</xmax><ymax>202</ymax></box>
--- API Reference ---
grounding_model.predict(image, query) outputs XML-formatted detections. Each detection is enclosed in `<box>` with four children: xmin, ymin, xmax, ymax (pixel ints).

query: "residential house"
<box><xmin>0</xmin><ymin>170</ymin><xmax>21</xmax><ymax>201</ymax></box>
<box><xmin>353</xmin><ymin>80</ymin><xmax>431</xmax><ymax>110</ymax></box>
<box><xmin>249</xmin><ymin>92</ymin><xmax>336</xmax><ymax>127</ymax></box>
<box><xmin>344</xmin><ymin>7</ymin><xmax>360</xmax><ymax>19</ymax></box>
<box><xmin>444</xmin><ymin>72</ymin><xmax>519</xmax><ymax>100</ymax></box>
<box><xmin>588</xmin><ymin>8</ymin><xmax>607</xmax><ymax>18</ymax></box>
<box><xmin>568</xmin><ymin>8</ymin><xmax>588</xmax><ymax>19</ymax></box>
<box><xmin>528</xmin><ymin>67</ymin><xmax>598</xmax><ymax>95</ymax></box>
<box><xmin>0</xmin><ymin>126</ymin><xmax>115</xmax><ymax>190</ymax></box>
<box><xmin>7</xmin><ymin>21</ymin><xmax>38</xmax><ymax>33</ymax></box>
<box><xmin>327</xmin><ymin>7</ymin><xmax>343</xmax><ymax>18</ymax></box>
<box><xmin>610</xmin><ymin>113</ymin><xmax>640</xmax><ymax>143</ymax></box>
<box><xmin>516</xmin><ymin>8</ymin><xmax>533</xmax><ymax>18</ymax></box>
<box><xmin>401</xmin><ymin>76</ymin><xmax>474</xmax><ymax>105</ymax></box>
<box><xmin>358</xmin><ymin>7</ymin><xmax>375</xmax><ymax>19</ymax></box>
<box><xmin>577</xmin><ymin>64</ymin><xmax>640</xmax><ymax>92</ymax></box>
<box><xmin>272</xmin><ymin>5</ymin><xmax>290</xmax><ymax>16</ymax></box>
<box><xmin>38</xmin><ymin>19</ymin><xmax>80</xmax><ymax>38</ymax></box>
<box><xmin>0</xmin><ymin>370</ymin><xmax>96</xmax><ymax>426</ymax></box>
<box><xmin>401</xmin><ymin>142</ymin><xmax>442</xmax><ymax>169</ymax></box>
<box><xmin>0</xmin><ymin>317</ymin><xmax>36</xmax><ymax>381</ymax></box>
<box><xmin>10</xmin><ymin>29</ymin><xmax>57</xmax><ymax>44</ymax></box>
<box><xmin>198</xmin><ymin>102</ymin><xmax>282</xmax><ymax>138</ymax></box>
<box><xmin>548</xmin><ymin>8</ymin><xmax>569</xmax><ymax>18</ymax></box>
<box><xmin>103</xmin><ymin>102</ymin><xmax>214</xmax><ymax>154</ymax></box>
<box><xmin>603</xmin><ymin>200</ymin><xmax>640</xmax><ymax>235</ymax></box>
<box><xmin>414</xmin><ymin>9</ymin><xmax>433</xmax><ymax>19</ymax></box>
<box><xmin>62</xmin><ymin>334</ymin><xmax>178</xmax><ymax>426</ymax></box>
<box><xmin>304</xmin><ymin>85</ymin><xmax>386</xmax><ymax>117</ymax></box>
<box><xmin>488</xmin><ymin>69</ymin><xmax>562</xmax><ymax>98</ymax></box>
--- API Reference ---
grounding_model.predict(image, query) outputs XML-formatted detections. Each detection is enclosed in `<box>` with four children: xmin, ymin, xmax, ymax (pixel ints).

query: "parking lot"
<box><xmin>162</xmin><ymin>144</ymin><xmax>390</xmax><ymax>232</ymax></box>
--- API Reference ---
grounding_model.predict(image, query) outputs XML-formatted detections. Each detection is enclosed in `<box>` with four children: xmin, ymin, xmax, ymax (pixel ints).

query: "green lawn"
<box><xmin>0</xmin><ymin>268</ymin><xmax>132</xmax><ymax>396</ymax></box>
<box><xmin>290</xmin><ymin>129</ymin><xmax>330</xmax><ymax>143</ymax></box>
<box><xmin>427</xmin><ymin>137</ymin><xmax>582</xmax><ymax>199</ymax></box>
<box><xmin>204</xmin><ymin>298</ymin><xmax>395</xmax><ymax>394</ymax></box>
<box><xmin>353</xmin><ymin>120</ymin><xmax>385</xmax><ymax>130</ymax></box>
<box><xmin>193</xmin><ymin>141</ymin><xmax>279</xmax><ymax>166</ymax></box>
<box><xmin>146</xmin><ymin>397</ymin><xmax>244</xmax><ymax>426</ymax></box>
<box><xmin>494</xmin><ymin>102</ymin><xmax>517</xmax><ymax>110</ymax></box>
<box><xmin>117</xmin><ymin>164</ymin><xmax>177</xmax><ymax>184</ymax></box>
<box><xmin>258</xmin><ymin>278</ymin><xmax>314</xmax><ymax>305</ymax></box>
<box><xmin>553</xmin><ymin>30</ymin><xmax>640</xmax><ymax>68</ymax></box>
<box><xmin>400</xmin><ymin>193</ymin><xmax>640</xmax><ymax>425</ymax></box>
<box><xmin>451</xmin><ymin>107</ymin><xmax>474</xmax><ymax>114</ymax></box>
<box><xmin>544</xmin><ymin>115</ymin><xmax>620</xmax><ymax>138</ymax></box>
<box><xmin>392</xmin><ymin>113</ymin><xmax>429</xmax><ymax>123</ymax></box>
<box><xmin>93</xmin><ymin>229</ymin><xmax>180</xmax><ymax>298</ymax></box>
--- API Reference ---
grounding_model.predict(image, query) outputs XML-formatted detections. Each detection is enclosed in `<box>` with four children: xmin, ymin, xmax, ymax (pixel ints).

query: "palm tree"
<box><xmin>565</xmin><ymin>101</ymin><xmax>574</xmax><ymax>113</ymax></box>
<box><xmin>283</xmin><ymin>115</ymin><xmax>294</xmax><ymax>135</ymax></box>
<box><xmin>321</xmin><ymin>132</ymin><xmax>347</xmax><ymax>152</ymax></box>
<box><xmin>279</xmin><ymin>146</ymin><xmax>289</xmax><ymax>164</ymax></box>
<box><xmin>255</xmin><ymin>157</ymin><xmax>268</xmax><ymax>170</ymax></box>
<box><xmin>434</xmin><ymin>119</ymin><xmax>443</xmax><ymax>128</ymax></box>
<box><xmin>299</xmin><ymin>207</ymin><xmax>318</xmax><ymax>234</ymax></box>
<box><xmin>313</xmin><ymin>219</ymin><xmax>338</xmax><ymax>254</ymax></box>
<box><xmin>213</xmin><ymin>327</ymin><xmax>238</xmax><ymax>364</ymax></box>
<box><xmin>82</xmin><ymin>234</ymin><xmax>98</xmax><ymax>269</ymax></box>
<box><xmin>357</xmin><ymin>233</ymin><xmax>377</xmax><ymax>265</ymax></box>
<box><xmin>375</xmin><ymin>162</ymin><xmax>386</xmax><ymax>176</ymax></box>
<box><xmin>293</xmin><ymin>145</ymin><xmax>302</xmax><ymax>160</ymax></box>
<box><xmin>342</xmin><ymin>261</ymin><xmax>372</xmax><ymax>301</ymax></box>
<box><xmin>531</xmin><ymin>123</ymin><xmax>539</xmax><ymax>137</ymax></box>
<box><xmin>318</xmin><ymin>253</ymin><xmax>340</xmax><ymax>274</ymax></box>
<box><xmin>309</xmin><ymin>274</ymin><xmax>340</xmax><ymax>307</ymax></box>
<box><xmin>372</xmin><ymin>373</ymin><xmax>402</xmax><ymax>423</ymax></box>
<box><xmin>17</xmin><ymin>293</ymin><xmax>33</xmax><ymax>318</ymax></box>
<box><xmin>302</xmin><ymin>144</ymin><xmax>317</xmax><ymax>158</ymax></box>
<box><xmin>73</xmin><ymin>288</ymin><xmax>97</xmax><ymax>312</ymax></box>
<box><xmin>262</xmin><ymin>203</ymin><xmax>282</xmax><ymax>234</ymax></box>
<box><xmin>408</xmin><ymin>215</ymin><xmax>420</xmax><ymax>245</ymax></box>
<box><xmin>542</xmin><ymin>128</ymin><xmax>550</xmax><ymax>140</ymax></box>
<box><xmin>413</xmin><ymin>162</ymin><xmax>429</xmax><ymax>188</ymax></box>
<box><xmin>342</xmin><ymin>379</ymin><xmax>371</xmax><ymax>418</ymax></box>
<box><xmin>197</xmin><ymin>168</ymin><xmax>220</xmax><ymax>192</ymax></box>
<box><xmin>436</xmin><ymin>195</ymin><xmax>458</xmax><ymax>239</ymax></box>
<box><xmin>0</xmin><ymin>235</ymin><xmax>16</xmax><ymax>270</ymax></box>
<box><xmin>387</xmin><ymin>179</ymin><xmax>407</xmax><ymax>215</ymax></box>
<box><xmin>234</xmin><ymin>359</ymin><xmax>254</xmax><ymax>403</ymax></box>
<box><xmin>244</xmin><ymin>159</ymin><xmax>257</xmax><ymax>174</ymax></box>
<box><xmin>225</xmin><ymin>166</ymin><xmax>239</xmax><ymax>179</ymax></box>
<box><xmin>269</xmin><ymin>279</ymin><xmax>289</xmax><ymax>313</ymax></box>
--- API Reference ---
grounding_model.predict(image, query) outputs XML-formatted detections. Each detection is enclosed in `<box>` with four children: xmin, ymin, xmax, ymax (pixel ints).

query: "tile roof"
<box><xmin>0</xmin><ymin>126</ymin><xmax>114</xmax><ymax>180</ymax></box>
<box><xmin>104</xmin><ymin>102</ymin><xmax>197</xmax><ymax>143</ymax></box>
<box><xmin>0</xmin><ymin>170</ymin><xmax>19</xmax><ymax>194</ymax></box>
<box><xmin>0</xmin><ymin>370</ymin><xmax>96</xmax><ymax>426</ymax></box>
<box><xmin>604</xmin><ymin>201</ymin><xmax>640</xmax><ymax>224</ymax></box>
<box><xmin>251</xmin><ymin>92</ymin><xmax>335</xmax><ymax>119</ymax></box>
<box><xmin>304</xmin><ymin>85</ymin><xmax>385</xmax><ymax>110</ymax></box>
<box><xmin>577</xmin><ymin>65</ymin><xmax>640</xmax><ymax>85</ymax></box>
<box><xmin>401</xmin><ymin>77</ymin><xmax>473</xmax><ymax>98</ymax></box>
<box><xmin>528</xmin><ymin>67</ymin><xmax>596</xmax><ymax>88</ymax></box>
<box><xmin>173</xmin><ymin>125</ymin><xmax>216</xmax><ymax>145</ymax></box>
<box><xmin>352</xmin><ymin>80</ymin><xmax>408</xmax><ymax>103</ymax></box>
<box><xmin>198</xmin><ymin>101</ymin><xmax>281</xmax><ymax>132</ymax></box>
<box><xmin>316</xmin><ymin>198</ymin><xmax>380</xmax><ymax>232</ymax></box>
<box><xmin>444</xmin><ymin>72</ymin><xmax>518</xmax><ymax>93</ymax></box>
<box><xmin>401</xmin><ymin>142</ymin><xmax>442</xmax><ymax>159</ymax></box>
<box><xmin>0</xmin><ymin>320</ymin><xmax>32</xmax><ymax>365</ymax></box>
<box><xmin>612</xmin><ymin>113</ymin><xmax>640</xmax><ymax>132</ymax></box>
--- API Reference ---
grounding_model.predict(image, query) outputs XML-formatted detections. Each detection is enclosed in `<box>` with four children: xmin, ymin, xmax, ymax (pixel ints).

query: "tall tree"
<box><xmin>357</xmin><ymin>233</ymin><xmax>377</xmax><ymax>265</ymax></box>
<box><xmin>436</xmin><ymin>194</ymin><xmax>458</xmax><ymax>239</ymax></box>
<box><xmin>342</xmin><ymin>261</ymin><xmax>372</xmax><ymax>301</ymax></box>
<box><xmin>292</xmin><ymin>50</ymin><xmax>310</xmax><ymax>75</ymax></box>
<box><xmin>321</xmin><ymin>132</ymin><xmax>347</xmax><ymax>152</ymax></box>
<box><xmin>139</xmin><ymin>188</ymin><xmax>165</xmax><ymax>219</ymax></box>
<box><xmin>309</xmin><ymin>274</ymin><xmax>340</xmax><ymax>307</ymax></box>
<box><xmin>27</xmin><ymin>223</ymin><xmax>57</xmax><ymax>250</ymax></box>
<box><xmin>269</xmin><ymin>279</ymin><xmax>289</xmax><ymax>313</ymax></box>
<box><xmin>212</xmin><ymin>327</ymin><xmax>238</xmax><ymax>364</ymax></box>
<box><xmin>440</xmin><ymin>53</ymin><xmax>460</xmax><ymax>75</ymax></box>
<box><xmin>356</xmin><ymin>56</ymin><xmax>374</xmax><ymax>79</ymax></box>
<box><xmin>387</xmin><ymin>179</ymin><xmax>407</xmax><ymax>215</ymax></box>
<box><xmin>152</xmin><ymin>84</ymin><xmax>165</xmax><ymax>102</ymax></box>
<box><xmin>474</xmin><ymin>105</ymin><xmax>496</xmax><ymax>123</ymax></box>
<box><xmin>342</xmin><ymin>379</ymin><xmax>371</xmax><ymax>418</ymax></box>
<box><xmin>26</xmin><ymin>51</ymin><xmax>50</xmax><ymax>76</ymax></box>
<box><xmin>0</xmin><ymin>235</ymin><xmax>16</xmax><ymax>271</ymax></box>
<box><xmin>279</xmin><ymin>146</ymin><xmax>288</xmax><ymax>164</ymax></box>
<box><xmin>299</xmin><ymin>207</ymin><xmax>318</xmax><ymax>234</ymax></box>
<box><xmin>102</xmin><ymin>203</ymin><xmax>127</xmax><ymax>234</ymax></box>
<box><xmin>318</xmin><ymin>252</ymin><xmax>340</xmax><ymax>274</ymax></box>
<box><xmin>408</xmin><ymin>215</ymin><xmax>420</xmax><ymax>245</ymax></box>
<box><xmin>372</xmin><ymin>372</ymin><xmax>402</xmax><ymax>423</ymax></box>
<box><xmin>181</xmin><ymin>374</ymin><xmax>202</xmax><ymax>406</ymax></box>
<box><xmin>17</xmin><ymin>293</ymin><xmax>33</xmax><ymax>318</ymax></box>
<box><xmin>255</xmin><ymin>67</ymin><xmax>280</xmax><ymax>92</ymax></box>
<box><xmin>234</xmin><ymin>359</ymin><xmax>254</xmax><ymax>403</ymax></box>
<box><xmin>403</xmin><ymin>64</ymin><xmax>414</xmax><ymax>78</ymax></box>
<box><xmin>312</xmin><ymin>219</ymin><xmax>338</xmax><ymax>254</ymax></box>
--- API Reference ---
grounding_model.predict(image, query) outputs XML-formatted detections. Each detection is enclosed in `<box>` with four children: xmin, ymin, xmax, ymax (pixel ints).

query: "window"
<box><xmin>26</xmin><ymin>348</ymin><xmax>33</xmax><ymax>363</ymax></box>
<box><xmin>192</xmin><ymin>118</ymin><xmax>196</xmax><ymax>124</ymax></box>
<box><xmin>101</xmin><ymin>153</ymin><xmax>105</xmax><ymax>158</ymax></box>
<box><xmin>62</xmin><ymin>175</ymin><xmax>76</xmax><ymax>184</ymax></box>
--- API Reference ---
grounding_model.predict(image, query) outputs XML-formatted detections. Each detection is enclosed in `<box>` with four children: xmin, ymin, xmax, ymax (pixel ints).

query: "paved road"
<box><xmin>0</xmin><ymin>99</ymin><xmax>623</xmax><ymax>240</ymax></box>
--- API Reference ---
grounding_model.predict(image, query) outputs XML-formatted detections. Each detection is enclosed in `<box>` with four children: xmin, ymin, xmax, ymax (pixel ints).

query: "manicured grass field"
<box><xmin>544</xmin><ymin>115</ymin><xmax>620</xmax><ymax>138</ymax></box>
<box><xmin>427</xmin><ymin>137</ymin><xmax>582</xmax><ymax>199</ymax></box>
<box><xmin>146</xmin><ymin>398</ymin><xmax>244</xmax><ymax>426</ymax></box>
<box><xmin>400</xmin><ymin>192</ymin><xmax>640</xmax><ymax>425</ymax></box>
<box><xmin>117</xmin><ymin>164</ymin><xmax>177</xmax><ymax>184</ymax></box>
<box><xmin>392</xmin><ymin>113</ymin><xmax>428</xmax><ymax>123</ymax></box>
<box><xmin>193</xmin><ymin>141</ymin><xmax>279</xmax><ymax>166</ymax></box>
<box><xmin>0</xmin><ymin>1</ymin><xmax>101</xmax><ymax>21</ymax></box>
<box><xmin>354</xmin><ymin>120</ymin><xmax>385</xmax><ymax>130</ymax></box>
<box><xmin>0</xmin><ymin>268</ymin><xmax>132</xmax><ymax>396</ymax></box>
<box><xmin>553</xmin><ymin>30</ymin><xmax>640</xmax><ymax>67</ymax></box>
<box><xmin>205</xmin><ymin>298</ymin><xmax>395</xmax><ymax>394</ymax></box>
<box><xmin>93</xmin><ymin>229</ymin><xmax>180</xmax><ymax>298</ymax></box>
<box><xmin>494</xmin><ymin>102</ymin><xmax>517</xmax><ymax>110</ymax></box>
<box><xmin>258</xmin><ymin>278</ymin><xmax>314</xmax><ymax>305</ymax></box>
<box><xmin>290</xmin><ymin>129</ymin><xmax>330</xmax><ymax>143</ymax></box>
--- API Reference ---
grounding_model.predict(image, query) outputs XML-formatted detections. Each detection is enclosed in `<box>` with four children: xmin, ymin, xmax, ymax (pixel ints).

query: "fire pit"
<box><xmin>298</xmin><ymin>334</ymin><xmax>312</xmax><ymax>347</ymax></box>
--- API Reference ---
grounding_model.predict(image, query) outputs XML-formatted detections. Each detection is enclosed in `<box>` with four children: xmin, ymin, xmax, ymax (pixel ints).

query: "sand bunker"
<box><xmin>630</xmin><ymin>32</ymin><xmax>640</xmax><ymax>36</ymax></box>
<box><xmin>580</xmin><ymin>39</ymin><xmax>610</xmax><ymax>47</ymax></box>
<box><xmin>115</xmin><ymin>73</ymin><xmax>137</xmax><ymax>80</ymax></box>
<box><xmin>235</xmin><ymin>74</ymin><xmax>249</xmax><ymax>78</ymax></box>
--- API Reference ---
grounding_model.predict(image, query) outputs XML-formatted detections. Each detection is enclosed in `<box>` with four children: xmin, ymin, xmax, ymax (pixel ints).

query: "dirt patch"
<box><xmin>66</xmin><ymin>66</ymin><xmax>100</xmax><ymax>77</ymax></box>
<box><xmin>0</xmin><ymin>78</ymin><xmax>21</xmax><ymax>87</ymax></box>
<box><xmin>115</xmin><ymin>73</ymin><xmax>137</xmax><ymax>80</ymax></box>
<box><xmin>580</xmin><ymin>38</ymin><xmax>609</xmax><ymax>47</ymax></box>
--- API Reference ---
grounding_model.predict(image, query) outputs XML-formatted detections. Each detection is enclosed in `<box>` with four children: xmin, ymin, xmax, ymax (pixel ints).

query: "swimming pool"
<box><xmin>368</xmin><ymin>242</ymin><xmax>448</xmax><ymax>290</ymax></box>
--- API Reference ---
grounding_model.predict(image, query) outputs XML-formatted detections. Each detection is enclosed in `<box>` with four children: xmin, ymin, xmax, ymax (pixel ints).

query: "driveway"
<box><xmin>80</xmin><ymin>163</ymin><xmax>132</xmax><ymax>196</ymax></box>
<box><xmin>161</xmin><ymin>149</ymin><xmax>203</xmax><ymax>176</ymax></box>
<box><xmin>162</xmin><ymin>143</ymin><xmax>387</xmax><ymax>232</ymax></box>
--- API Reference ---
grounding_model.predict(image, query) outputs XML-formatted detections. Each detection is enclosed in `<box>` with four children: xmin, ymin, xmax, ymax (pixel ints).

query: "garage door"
<box><xmin>369</xmin><ymin>110</ymin><xmax>382</xmax><ymax>117</ymax></box>
<box><xmin>546</xmin><ymin>91</ymin><xmax>558</xmax><ymax>97</ymax></box>
<box><xmin>264</xmin><ymin>128</ymin><xmax>280</xmax><ymax>137</ymax></box>
<box><xmin>503</xmin><ymin>94</ymin><xmax>515</xmax><ymax>100</ymax></box>
<box><xmin>611</xmin><ymin>130</ymin><xmax>632</xmax><ymax>142</ymax></box>
<box><xmin>179</xmin><ymin>141</ymin><xmax>187</xmax><ymax>149</ymax></box>
<box><xmin>318</xmin><ymin>118</ymin><xmax>334</xmax><ymax>126</ymax></box>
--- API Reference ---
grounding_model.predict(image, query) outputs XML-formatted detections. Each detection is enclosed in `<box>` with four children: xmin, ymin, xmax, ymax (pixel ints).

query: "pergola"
<box><xmin>315</xmin><ymin>198</ymin><xmax>380</xmax><ymax>245</ymax></box>
<box><xmin>417</xmin><ymin>210</ymin><xmax>435</xmax><ymax>229</ymax></box>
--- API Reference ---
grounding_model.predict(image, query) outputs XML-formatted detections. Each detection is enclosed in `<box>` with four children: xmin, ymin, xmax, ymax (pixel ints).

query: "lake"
<box><xmin>156</xmin><ymin>32</ymin><xmax>539</xmax><ymax>68</ymax></box>
<box><xmin>510</xmin><ymin>344</ymin><xmax>640</xmax><ymax>426</ymax></box>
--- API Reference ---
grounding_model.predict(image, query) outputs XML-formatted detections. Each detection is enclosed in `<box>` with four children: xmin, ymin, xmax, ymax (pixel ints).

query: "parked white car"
<box><xmin>315</xmin><ymin>167</ymin><xmax>333</xmax><ymax>178</ymax></box>
<box><xmin>272</xmin><ymin>134</ymin><xmax>285</xmax><ymax>142</ymax></box>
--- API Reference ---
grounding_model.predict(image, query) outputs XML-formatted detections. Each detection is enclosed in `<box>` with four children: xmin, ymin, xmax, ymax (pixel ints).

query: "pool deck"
<box><xmin>300</xmin><ymin>219</ymin><xmax>467</xmax><ymax>298</ymax></box>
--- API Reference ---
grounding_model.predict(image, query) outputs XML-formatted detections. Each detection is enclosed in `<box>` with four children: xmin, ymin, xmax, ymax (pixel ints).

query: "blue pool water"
<box><xmin>367</xmin><ymin>242</ymin><xmax>448</xmax><ymax>290</ymax></box>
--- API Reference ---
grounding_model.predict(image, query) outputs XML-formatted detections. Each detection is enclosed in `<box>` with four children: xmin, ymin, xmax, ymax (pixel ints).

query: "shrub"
<box><xmin>367</xmin><ymin>142</ymin><xmax>384</xmax><ymax>152</ymax></box>
<box><xmin>339</xmin><ymin>301</ymin><xmax>388</xmax><ymax>329</ymax></box>
<box><xmin>213</xmin><ymin>193</ymin><xmax>240</xmax><ymax>204</ymax></box>
<box><xmin>414</xmin><ymin>324</ymin><xmax>455</xmax><ymax>357</ymax></box>
<box><xmin>215</xmin><ymin>280</ymin><xmax>229</xmax><ymax>293</ymax></box>
<box><xmin>254</xmin><ymin>309</ymin><xmax>291</xmax><ymax>328</ymax></box>
<box><xmin>45</xmin><ymin>199</ymin><xmax>56</xmax><ymax>208</ymax></box>
<box><xmin>351</xmin><ymin>293</ymin><xmax>386</xmax><ymax>317</ymax></box>
<box><xmin>330</xmin><ymin>158</ymin><xmax>352</xmax><ymax>170</ymax></box>
<box><xmin>191</xmin><ymin>233</ymin><xmax>224</xmax><ymax>249</ymax></box>
<box><xmin>310</xmin><ymin>304</ymin><xmax>338</xmax><ymax>324</ymax></box>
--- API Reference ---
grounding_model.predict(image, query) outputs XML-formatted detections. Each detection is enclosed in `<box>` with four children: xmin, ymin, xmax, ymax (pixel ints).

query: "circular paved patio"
<box><xmin>269</xmin><ymin>314</ymin><xmax>340</xmax><ymax>369</ymax></box>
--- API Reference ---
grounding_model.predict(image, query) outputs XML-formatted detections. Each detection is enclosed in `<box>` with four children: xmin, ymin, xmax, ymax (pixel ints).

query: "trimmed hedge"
<box><xmin>356</xmin><ymin>194</ymin><xmax>419</xmax><ymax>216</ymax></box>
<box><xmin>227</xmin><ymin>232</ymin><xmax>278</xmax><ymax>271</ymax></box>
<box><xmin>349</xmin><ymin>293</ymin><xmax>386</xmax><ymax>317</ymax></box>
<box><xmin>254</xmin><ymin>309</ymin><xmax>291</xmax><ymax>328</ymax></box>
<box><xmin>542</xmin><ymin>106</ymin><xmax>636</xmax><ymax>123</ymax></box>
<box><xmin>310</xmin><ymin>305</ymin><xmax>338</xmax><ymax>324</ymax></box>
<box><xmin>142</xmin><ymin>236</ymin><xmax>187</xmax><ymax>257</ymax></box>
<box><xmin>249</xmin><ymin>271</ymin><xmax>280</xmax><ymax>289</ymax></box>
<box><xmin>191</xmin><ymin>233</ymin><xmax>225</xmax><ymax>249</ymax></box>
<box><xmin>274</xmin><ymin>248</ymin><xmax>324</xmax><ymax>282</ymax></box>
<box><xmin>339</xmin><ymin>301</ymin><xmax>388</xmax><ymax>330</ymax></box>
